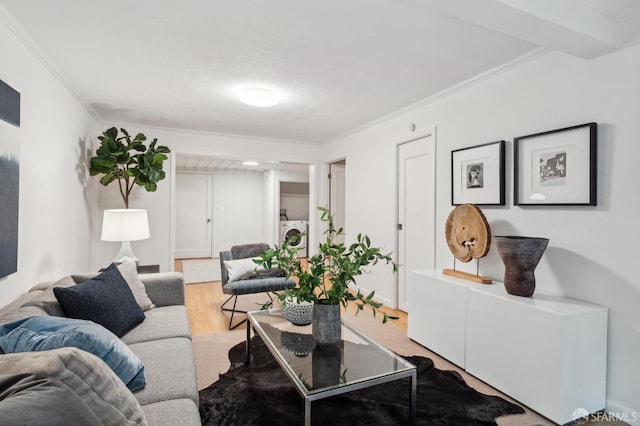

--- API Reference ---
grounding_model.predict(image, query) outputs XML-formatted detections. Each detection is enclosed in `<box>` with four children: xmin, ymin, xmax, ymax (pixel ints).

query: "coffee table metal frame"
<box><xmin>246</xmin><ymin>309</ymin><xmax>416</xmax><ymax>426</ymax></box>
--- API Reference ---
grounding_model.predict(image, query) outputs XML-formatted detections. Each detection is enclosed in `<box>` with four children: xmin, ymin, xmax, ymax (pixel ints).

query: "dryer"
<box><xmin>280</xmin><ymin>220</ymin><xmax>308</xmax><ymax>258</ymax></box>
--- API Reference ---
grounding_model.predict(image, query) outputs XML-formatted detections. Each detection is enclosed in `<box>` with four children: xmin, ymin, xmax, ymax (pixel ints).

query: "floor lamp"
<box><xmin>101</xmin><ymin>209</ymin><xmax>150</xmax><ymax>265</ymax></box>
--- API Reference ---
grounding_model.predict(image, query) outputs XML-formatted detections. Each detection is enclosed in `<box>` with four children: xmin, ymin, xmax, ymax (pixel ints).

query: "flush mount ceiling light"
<box><xmin>239</xmin><ymin>88</ymin><xmax>279</xmax><ymax>107</ymax></box>
<box><xmin>242</xmin><ymin>161</ymin><xmax>259</xmax><ymax>166</ymax></box>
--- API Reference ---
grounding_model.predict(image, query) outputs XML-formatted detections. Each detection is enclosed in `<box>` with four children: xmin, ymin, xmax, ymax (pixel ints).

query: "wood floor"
<box><xmin>177</xmin><ymin>259</ymin><xmax>408</xmax><ymax>335</ymax></box>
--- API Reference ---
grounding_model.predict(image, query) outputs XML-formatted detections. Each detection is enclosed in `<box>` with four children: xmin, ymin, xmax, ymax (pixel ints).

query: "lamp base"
<box><xmin>112</xmin><ymin>241</ymin><xmax>140</xmax><ymax>265</ymax></box>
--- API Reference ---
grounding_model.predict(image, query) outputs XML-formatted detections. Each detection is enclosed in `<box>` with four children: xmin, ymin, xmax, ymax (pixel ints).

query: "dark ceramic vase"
<box><xmin>312</xmin><ymin>302</ymin><xmax>341</xmax><ymax>346</ymax></box>
<box><xmin>494</xmin><ymin>236</ymin><xmax>549</xmax><ymax>297</ymax></box>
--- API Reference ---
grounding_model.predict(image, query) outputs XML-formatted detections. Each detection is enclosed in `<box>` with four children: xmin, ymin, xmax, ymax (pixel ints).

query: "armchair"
<box><xmin>219</xmin><ymin>243</ymin><xmax>295</xmax><ymax>329</ymax></box>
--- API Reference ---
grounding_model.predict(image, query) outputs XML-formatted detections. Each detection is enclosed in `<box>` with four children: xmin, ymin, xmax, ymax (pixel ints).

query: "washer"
<box><xmin>280</xmin><ymin>220</ymin><xmax>308</xmax><ymax>258</ymax></box>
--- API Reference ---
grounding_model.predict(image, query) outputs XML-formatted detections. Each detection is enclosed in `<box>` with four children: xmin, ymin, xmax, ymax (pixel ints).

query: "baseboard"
<box><xmin>600</xmin><ymin>400</ymin><xmax>640</xmax><ymax>425</ymax></box>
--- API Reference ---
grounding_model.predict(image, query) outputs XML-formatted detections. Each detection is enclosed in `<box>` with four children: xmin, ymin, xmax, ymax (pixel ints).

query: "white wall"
<box><xmin>89</xmin><ymin>126</ymin><xmax>321</xmax><ymax>271</ymax></box>
<box><xmin>174</xmin><ymin>168</ymin><xmax>267</xmax><ymax>258</ymax></box>
<box><xmin>0</xmin><ymin>16</ymin><xmax>97</xmax><ymax>306</ymax></box>
<box><xmin>264</xmin><ymin>169</ymin><xmax>276</xmax><ymax>245</ymax></box>
<box><xmin>280</xmin><ymin>194</ymin><xmax>309</xmax><ymax>221</ymax></box>
<box><xmin>322</xmin><ymin>48</ymin><xmax>640</xmax><ymax>417</ymax></box>
<box><xmin>211</xmin><ymin>168</ymin><xmax>265</xmax><ymax>255</ymax></box>
<box><xmin>281</xmin><ymin>181</ymin><xmax>310</xmax><ymax>221</ymax></box>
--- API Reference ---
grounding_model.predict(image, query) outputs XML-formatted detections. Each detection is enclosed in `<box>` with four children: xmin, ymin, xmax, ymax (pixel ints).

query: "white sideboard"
<box><xmin>407</xmin><ymin>269</ymin><xmax>608</xmax><ymax>424</ymax></box>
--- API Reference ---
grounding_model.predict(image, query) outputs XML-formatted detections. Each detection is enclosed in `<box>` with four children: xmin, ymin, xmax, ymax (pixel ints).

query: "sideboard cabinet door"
<box><xmin>465</xmin><ymin>286</ymin><xmax>607</xmax><ymax>424</ymax></box>
<box><xmin>407</xmin><ymin>270</ymin><xmax>467</xmax><ymax>368</ymax></box>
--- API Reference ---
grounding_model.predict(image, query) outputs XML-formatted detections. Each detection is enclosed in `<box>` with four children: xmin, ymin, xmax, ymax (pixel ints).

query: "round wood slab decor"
<box><xmin>445</xmin><ymin>204</ymin><xmax>491</xmax><ymax>262</ymax></box>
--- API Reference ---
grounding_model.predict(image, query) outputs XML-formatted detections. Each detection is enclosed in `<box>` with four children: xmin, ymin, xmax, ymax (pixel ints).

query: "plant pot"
<box><xmin>312</xmin><ymin>302</ymin><xmax>341</xmax><ymax>346</ymax></box>
<box><xmin>281</xmin><ymin>297</ymin><xmax>313</xmax><ymax>326</ymax></box>
<box><xmin>494</xmin><ymin>236</ymin><xmax>549</xmax><ymax>297</ymax></box>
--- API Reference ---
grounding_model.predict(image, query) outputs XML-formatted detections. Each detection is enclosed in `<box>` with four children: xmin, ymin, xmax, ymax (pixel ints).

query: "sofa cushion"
<box><xmin>141</xmin><ymin>398</ymin><xmax>200</xmax><ymax>426</ymax></box>
<box><xmin>0</xmin><ymin>373</ymin><xmax>103</xmax><ymax>426</ymax></box>
<box><xmin>121</xmin><ymin>305</ymin><xmax>191</xmax><ymax>345</ymax></box>
<box><xmin>0</xmin><ymin>291</ymin><xmax>45</xmax><ymax>324</ymax></box>
<box><xmin>54</xmin><ymin>263</ymin><xmax>145</xmax><ymax>337</ymax></box>
<box><xmin>0</xmin><ymin>277</ymin><xmax>76</xmax><ymax>326</ymax></box>
<box><xmin>24</xmin><ymin>287</ymin><xmax>66</xmax><ymax>317</ymax></box>
<box><xmin>129</xmin><ymin>337</ymin><xmax>198</xmax><ymax>406</ymax></box>
<box><xmin>138</xmin><ymin>272</ymin><xmax>185</xmax><ymax>307</ymax></box>
<box><xmin>28</xmin><ymin>281</ymin><xmax>55</xmax><ymax>292</ymax></box>
<box><xmin>0</xmin><ymin>316</ymin><xmax>146</xmax><ymax>392</ymax></box>
<box><xmin>0</xmin><ymin>347</ymin><xmax>148</xmax><ymax>425</ymax></box>
<box><xmin>72</xmin><ymin>262</ymin><xmax>155</xmax><ymax>311</ymax></box>
<box><xmin>27</xmin><ymin>275</ymin><xmax>76</xmax><ymax>293</ymax></box>
<box><xmin>0</xmin><ymin>304</ymin><xmax>48</xmax><ymax>327</ymax></box>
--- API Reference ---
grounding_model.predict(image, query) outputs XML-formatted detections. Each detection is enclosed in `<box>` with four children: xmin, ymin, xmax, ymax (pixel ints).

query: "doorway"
<box><xmin>175</xmin><ymin>172</ymin><xmax>213</xmax><ymax>259</ymax></box>
<box><xmin>397</xmin><ymin>135</ymin><xmax>435</xmax><ymax>312</ymax></box>
<box><xmin>328</xmin><ymin>160</ymin><xmax>346</xmax><ymax>244</ymax></box>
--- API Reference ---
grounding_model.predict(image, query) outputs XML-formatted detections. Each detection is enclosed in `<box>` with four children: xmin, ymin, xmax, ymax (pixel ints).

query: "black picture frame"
<box><xmin>451</xmin><ymin>140</ymin><xmax>505</xmax><ymax>206</ymax></box>
<box><xmin>514</xmin><ymin>122</ymin><xmax>597</xmax><ymax>206</ymax></box>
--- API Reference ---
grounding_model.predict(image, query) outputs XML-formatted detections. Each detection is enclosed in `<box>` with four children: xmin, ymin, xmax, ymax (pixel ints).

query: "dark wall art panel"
<box><xmin>0</xmin><ymin>78</ymin><xmax>20</xmax><ymax>279</ymax></box>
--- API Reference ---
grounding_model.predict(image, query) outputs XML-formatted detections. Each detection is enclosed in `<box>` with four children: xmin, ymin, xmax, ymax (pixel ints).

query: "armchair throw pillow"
<box><xmin>224</xmin><ymin>257</ymin><xmax>265</xmax><ymax>282</ymax></box>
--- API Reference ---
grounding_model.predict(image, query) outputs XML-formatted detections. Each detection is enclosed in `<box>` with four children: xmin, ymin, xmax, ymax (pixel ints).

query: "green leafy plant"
<box><xmin>89</xmin><ymin>127</ymin><xmax>171</xmax><ymax>208</ymax></box>
<box><xmin>256</xmin><ymin>207</ymin><xmax>398</xmax><ymax>323</ymax></box>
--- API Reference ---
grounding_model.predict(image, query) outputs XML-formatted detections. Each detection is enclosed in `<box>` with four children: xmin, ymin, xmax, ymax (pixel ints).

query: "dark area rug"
<box><xmin>199</xmin><ymin>336</ymin><xmax>524</xmax><ymax>425</ymax></box>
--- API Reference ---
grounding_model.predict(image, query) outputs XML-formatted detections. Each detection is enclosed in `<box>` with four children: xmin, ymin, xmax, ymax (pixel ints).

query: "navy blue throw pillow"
<box><xmin>54</xmin><ymin>263</ymin><xmax>145</xmax><ymax>337</ymax></box>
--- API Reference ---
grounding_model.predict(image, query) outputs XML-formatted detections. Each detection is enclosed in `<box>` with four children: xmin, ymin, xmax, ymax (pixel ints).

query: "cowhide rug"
<box><xmin>199</xmin><ymin>336</ymin><xmax>524</xmax><ymax>425</ymax></box>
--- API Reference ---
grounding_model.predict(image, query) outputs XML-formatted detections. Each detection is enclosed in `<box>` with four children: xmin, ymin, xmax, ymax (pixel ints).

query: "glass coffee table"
<box><xmin>246</xmin><ymin>309</ymin><xmax>417</xmax><ymax>425</ymax></box>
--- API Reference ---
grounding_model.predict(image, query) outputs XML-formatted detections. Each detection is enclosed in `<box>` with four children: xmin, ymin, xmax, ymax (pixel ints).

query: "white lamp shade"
<box><xmin>101</xmin><ymin>209</ymin><xmax>150</xmax><ymax>242</ymax></box>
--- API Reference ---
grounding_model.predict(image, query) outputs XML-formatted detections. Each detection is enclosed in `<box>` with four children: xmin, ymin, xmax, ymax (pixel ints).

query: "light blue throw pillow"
<box><xmin>0</xmin><ymin>316</ymin><xmax>146</xmax><ymax>391</ymax></box>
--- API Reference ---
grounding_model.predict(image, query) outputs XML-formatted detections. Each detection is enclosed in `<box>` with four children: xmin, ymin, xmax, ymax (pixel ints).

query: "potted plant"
<box><xmin>89</xmin><ymin>127</ymin><xmax>171</xmax><ymax>208</ymax></box>
<box><xmin>257</xmin><ymin>207</ymin><xmax>397</xmax><ymax>345</ymax></box>
<box><xmin>89</xmin><ymin>127</ymin><xmax>171</xmax><ymax>264</ymax></box>
<box><xmin>259</xmin><ymin>234</ymin><xmax>316</xmax><ymax>326</ymax></box>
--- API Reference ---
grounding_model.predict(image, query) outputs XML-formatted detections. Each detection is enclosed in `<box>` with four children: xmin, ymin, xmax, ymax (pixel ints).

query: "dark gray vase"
<box><xmin>494</xmin><ymin>236</ymin><xmax>549</xmax><ymax>297</ymax></box>
<box><xmin>312</xmin><ymin>302</ymin><xmax>341</xmax><ymax>346</ymax></box>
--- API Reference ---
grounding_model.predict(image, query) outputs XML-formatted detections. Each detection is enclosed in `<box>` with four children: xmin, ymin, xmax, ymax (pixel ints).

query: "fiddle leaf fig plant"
<box><xmin>89</xmin><ymin>127</ymin><xmax>170</xmax><ymax>208</ymax></box>
<box><xmin>257</xmin><ymin>207</ymin><xmax>399</xmax><ymax>323</ymax></box>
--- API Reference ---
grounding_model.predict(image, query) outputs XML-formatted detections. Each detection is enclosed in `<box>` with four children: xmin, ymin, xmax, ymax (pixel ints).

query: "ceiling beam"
<box><xmin>422</xmin><ymin>0</ymin><xmax>640</xmax><ymax>59</ymax></box>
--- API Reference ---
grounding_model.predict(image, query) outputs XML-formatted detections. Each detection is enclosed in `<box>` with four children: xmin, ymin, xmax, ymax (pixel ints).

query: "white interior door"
<box><xmin>329</xmin><ymin>161</ymin><xmax>346</xmax><ymax>244</ymax></box>
<box><xmin>175</xmin><ymin>172</ymin><xmax>212</xmax><ymax>258</ymax></box>
<box><xmin>398</xmin><ymin>135</ymin><xmax>435</xmax><ymax>312</ymax></box>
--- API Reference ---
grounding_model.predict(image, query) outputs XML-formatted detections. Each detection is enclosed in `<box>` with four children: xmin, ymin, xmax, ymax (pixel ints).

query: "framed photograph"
<box><xmin>451</xmin><ymin>140</ymin><xmax>505</xmax><ymax>205</ymax></box>
<box><xmin>514</xmin><ymin>122</ymin><xmax>597</xmax><ymax>206</ymax></box>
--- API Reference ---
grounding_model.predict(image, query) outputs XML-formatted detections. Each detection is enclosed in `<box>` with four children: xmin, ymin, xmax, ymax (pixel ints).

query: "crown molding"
<box><xmin>0</xmin><ymin>4</ymin><xmax>93</xmax><ymax>117</ymax></box>
<box><xmin>107</xmin><ymin>119</ymin><xmax>320</xmax><ymax>146</ymax></box>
